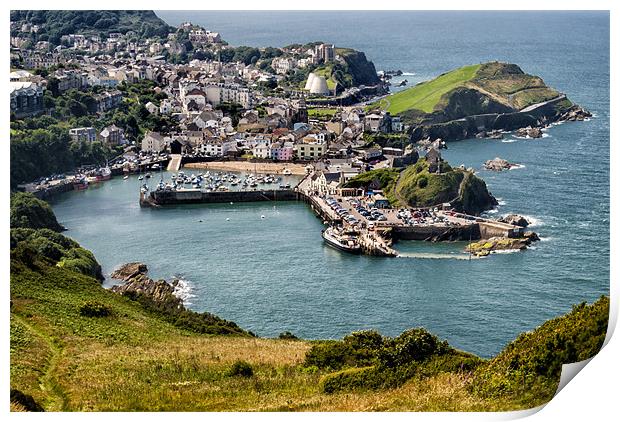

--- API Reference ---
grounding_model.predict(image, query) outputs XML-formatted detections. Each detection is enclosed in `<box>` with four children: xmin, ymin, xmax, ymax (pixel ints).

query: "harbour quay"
<box><xmin>141</xmin><ymin>188</ymin><xmax>298</xmax><ymax>206</ymax></box>
<box><xmin>140</xmin><ymin>169</ymin><xmax>524</xmax><ymax>257</ymax></box>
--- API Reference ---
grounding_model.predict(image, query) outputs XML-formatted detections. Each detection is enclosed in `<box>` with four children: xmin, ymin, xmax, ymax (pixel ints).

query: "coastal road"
<box><xmin>520</xmin><ymin>94</ymin><xmax>566</xmax><ymax>112</ymax></box>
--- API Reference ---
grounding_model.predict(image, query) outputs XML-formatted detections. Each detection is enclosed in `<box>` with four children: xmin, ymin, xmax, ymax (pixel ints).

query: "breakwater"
<box><xmin>141</xmin><ymin>188</ymin><xmax>299</xmax><ymax>207</ymax></box>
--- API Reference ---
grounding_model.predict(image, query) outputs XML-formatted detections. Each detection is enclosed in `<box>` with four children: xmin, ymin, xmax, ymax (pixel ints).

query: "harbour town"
<box><xmin>8</xmin><ymin>10</ymin><xmax>611</xmax><ymax>413</ymax></box>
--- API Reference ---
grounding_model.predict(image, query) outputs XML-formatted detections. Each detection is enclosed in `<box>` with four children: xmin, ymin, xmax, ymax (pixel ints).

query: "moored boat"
<box><xmin>321</xmin><ymin>227</ymin><xmax>362</xmax><ymax>254</ymax></box>
<box><xmin>73</xmin><ymin>176</ymin><xmax>88</xmax><ymax>190</ymax></box>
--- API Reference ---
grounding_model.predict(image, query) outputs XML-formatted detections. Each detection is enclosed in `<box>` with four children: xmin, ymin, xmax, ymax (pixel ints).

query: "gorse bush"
<box><xmin>228</xmin><ymin>360</ymin><xmax>254</xmax><ymax>378</ymax></box>
<box><xmin>278</xmin><ymin>331</ymin><xmax>299</xmax><ymax>340</ymax></box>
<box><xmin>11</xmin><ymin>226</ymin><xmax>103</xmax><ymax>281</ymax></box>
<box><xmin>10</xmin><ymin>193</ymin><xmax>64</xmax><ymax>232</ymax></box>
<box><xmin>471</xmin><ymin>296</ymin><xmax>609</xmax><ymax>403</ymax></box>
<box><xmin>377</xmin><ymin>328</ymin><xmax>450</xmax><ymax>368</ymax></box>
<box><xmin>79</xmin><ymin>301</ymin><xmax>112</xmax><ymax>318</ymax></box>
<box><xmin>305</xmin><ymin>328</ymin><xmax>479</xmax><ymax>394</ymax></box>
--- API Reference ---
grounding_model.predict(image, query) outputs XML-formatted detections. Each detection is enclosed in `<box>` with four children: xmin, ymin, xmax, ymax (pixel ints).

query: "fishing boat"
<box><xmin>145</xmin><ymin>172</ymin><xmax>152</xmax><ymax>179</ymax></box>
<box><xmin>97</xmin><ymin>166</ymin><xmax>112</xmax><ymax>181</ymax></box>
<box><xmin>282</xmin><ymin>169</ymin><xmax>292</xmax><ymax>175</ymax></box>
<box><xmin>73</xmin><ymin>176</ymin><xmax>88</xmax><ymax>190</ymax></box>
<box><xmin>321</xmin><ymin>227</ymin><xmax>362</xmax><ymax>254</ymax></box>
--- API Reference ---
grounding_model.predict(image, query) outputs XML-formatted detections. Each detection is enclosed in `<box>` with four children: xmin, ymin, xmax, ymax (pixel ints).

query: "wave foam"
<box><xmin>173</xmin><ymin>277</ymin><xmax>196</xmax><ymax>305</ymax></box>
<box><xmin>509</xmin><ymin>164</ymin><xmax>526</xmax><ymax>170</ymax></box>
<box><xmin>401</xmin><ymin>72</ymin><xmax>416</xmax><ymax>76</ymax></box>
<box><xmin>502</xmin><ymin>139</ymin><xmax>518</xmax><ymax>143</ymax></box>
<box><xmin>490</xmin><ymin>249</ymin><xmax>523</xmax><ymax>254</ymax></box>
<box><xmin>397</xmin><ymin>252</ymin><xmax>479</xmax><ymax>260</ymax></box>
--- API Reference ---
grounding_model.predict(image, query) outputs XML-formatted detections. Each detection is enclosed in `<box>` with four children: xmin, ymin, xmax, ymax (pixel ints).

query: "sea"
<box><xmin>49</xmin><ymin>11</ymin><xmax>609</xmax><ymax>358</ymax></box>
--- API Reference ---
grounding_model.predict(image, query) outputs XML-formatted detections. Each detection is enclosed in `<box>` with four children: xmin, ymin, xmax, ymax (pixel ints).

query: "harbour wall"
<box><xmin>30</xmin><ymin>182</ymin><xmax>74</xmax><ymax>200</ymax></box>
<box><xmin>148</xmin><ymin>189</ymin><xmax>299</xmax><ymax>205</ymax></box>
<box><xmin>391</xmin><ymin>224</ymin><xmax>480</xmax><ymax>241</ymax></box>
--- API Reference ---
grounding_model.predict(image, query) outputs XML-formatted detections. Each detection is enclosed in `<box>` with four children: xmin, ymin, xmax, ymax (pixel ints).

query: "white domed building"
<box><xmin>304</xmin><ymin>72</ymin><xmax>330</xmax><ymax>95</ymax></box>
<box><xmin>304</xmin><ymin>72</ymin><xmax>317</xmax><ymax>90</ymax></box>
<box><xmin>309</xmin><ymin>75</ymin><xmax>330</xmax><ymax>95</ymax></box>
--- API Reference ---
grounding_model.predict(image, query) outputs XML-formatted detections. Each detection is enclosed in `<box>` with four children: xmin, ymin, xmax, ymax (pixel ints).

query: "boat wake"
<box><xmin>172</xmin><ymin>277</ymin><xmax>196</xmax><ymax>305</ymax></box>
<box><xmin>490</xmin><ymin>249</ymin><xmax>522</xmax><ymax>254</ymax></box>
<box><xmin>396</xmin><ymin>252</ymin><xmax>481</xmax><ymax>260</ymax></box>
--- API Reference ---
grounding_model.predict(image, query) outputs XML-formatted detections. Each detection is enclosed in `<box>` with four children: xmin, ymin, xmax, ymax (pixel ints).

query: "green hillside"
<box><xmin>10</xmin><ymin>193</ymin><xmax>608</xmax><ymax>412</ymax></box>
<box><xmin>371</xmin><ymin>62</ymin><xmax>564</xmax><ymax>117</ymax></box>
<box><xmin>375</xmin><ymin>64</ymin><xmax>481</xmax><ymax>114</ymax></box>
<box><xmin>10</xmin><ymin>10</ymin><xmax>173</xmax><ymax>45</ymax></box>
<box><xmin>344</xmin><ymin>158</ymin><xmax>497</xmax><ymax>215</ymax></box>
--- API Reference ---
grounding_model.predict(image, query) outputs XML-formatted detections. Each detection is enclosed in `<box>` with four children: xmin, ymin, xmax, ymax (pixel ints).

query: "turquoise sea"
<box><xmin>50</xmin><ymin>11</ymin><xmax>609</xmax><ymax>358</ymax></box>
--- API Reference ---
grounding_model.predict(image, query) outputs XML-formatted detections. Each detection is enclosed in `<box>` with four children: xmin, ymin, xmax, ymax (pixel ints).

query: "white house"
<box><xmin>141</xmin><ymin>131</ymin><xmax>167</xmax><ymax>152</ymax></box>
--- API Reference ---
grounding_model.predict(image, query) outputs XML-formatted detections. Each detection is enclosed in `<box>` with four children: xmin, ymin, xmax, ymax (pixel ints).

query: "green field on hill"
<box><xmin>375</xmin><ymin>64</ymin><xmax>481</xmax><ymax>114</ymax></box>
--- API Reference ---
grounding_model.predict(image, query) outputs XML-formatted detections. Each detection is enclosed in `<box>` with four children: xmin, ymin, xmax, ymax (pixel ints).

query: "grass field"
<box><xmin>308</xmin><ymin>107</ymin><xmax>338</xmax><ymax>119</ymax></box>
<box><xmin>374</xmin><ymin>64</ymin><xmax>481</xmax><ymax>114</ymax></box>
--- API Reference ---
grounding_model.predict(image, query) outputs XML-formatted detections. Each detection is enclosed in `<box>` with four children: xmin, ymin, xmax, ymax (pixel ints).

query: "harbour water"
<box><xmin>50</xmin><ymin>11</ymin><xmax>609</xmax><ymax>358</ymax></box>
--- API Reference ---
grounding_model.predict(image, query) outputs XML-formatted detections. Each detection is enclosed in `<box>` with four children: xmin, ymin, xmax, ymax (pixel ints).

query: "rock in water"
<box><xmin>110</xmin><ymin>262</ymin><xmax>148</xmax><ymax>281</ymax></box>
<box><xmin>498</xmin><ymin>214</ymin><xmax>531</xmax><ymax>227</ymax></box>
<box><xmin>516</xmin><ymin>126</ymin><xmax>543</xmax><ymax>138</ymax></box>
<box><xmin>484</xmin><ymin>157</ymin><xmax>518</xmax><ymax>171</ymax></box>
<box><xmin>465</xmin><ymin>234</ymin><xmax>539</xmax><ymax>256</ymax></box>
<box><xmin>559</xmin><ymin>106</ymin><xmax>592</xmax><ymax>122</ymax></box>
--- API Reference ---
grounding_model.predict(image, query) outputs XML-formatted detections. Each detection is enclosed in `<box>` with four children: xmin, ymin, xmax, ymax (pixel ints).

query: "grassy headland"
<box><xmin>375</xmin><ymin>64</ymin><xmax>481</xmax><ymax>114</ymax></box>
<box><xmin>370</xmin><ymin>62</ymin><xmax>568</xmax><ymax>126</ymax></box>
<box><xmin>344</xmin><ymin>158</ymin><xmax>497</xmax><ymax>215</ymax></box>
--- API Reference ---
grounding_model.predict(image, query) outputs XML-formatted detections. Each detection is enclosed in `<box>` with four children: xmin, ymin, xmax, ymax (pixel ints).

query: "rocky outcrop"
<box><xmin>112</xmin><ymin>274</ymin><xmax>183</xmax><ymax>309</ymax></box>
<box><xmin>476</xmin><ymin>130</ymin><xmax>504</xmax><ymax>139</ymax></box>
<box><xmin>111</xmin><ymin>262</ymin><xmax>148</xmax><ymax>281</ymax></box>
<box><xmin>111</xmin><ymin>262</ymin><xmax>183</xmax><ymax>309</ymax></box>
<box><xmin>515</xmin><ymin>126</ymin><xmax>543</xmax><ymax>138</ymax></box>
<box><xmin>466</xmin><ymin>234</ymin><xmax>539</xmax><ymax>256</ymax></box>
<box><xmin>558</xmin><ymin>105</ymin><xmax>592</xmax><ymax>122</ymax></box>
<box><xmin>484</xmin><ymin>157</ymin><xmax>519</xmax><ymax>171</ymax></box>
<box><xmin>453</xmin><ymin>172</ymin><xmax>498</xmax><ymax>216</ymax></box>
<box><xmin>498</xmin><ymin>214</ymin><xmax>531</xmax><ymax>227</ymax></box>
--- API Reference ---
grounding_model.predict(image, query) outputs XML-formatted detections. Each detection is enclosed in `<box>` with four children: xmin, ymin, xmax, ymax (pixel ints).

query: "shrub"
<box><xmin>278</xmin><ymin>331</ymin><xmax>299</xmax><ymax>340</ymax></box>
<box><xmin>320</xmin><ymin>366</ymin><xmax>377</xmax><ymax>394</ymax></box>
<box><xmin>227</xmin><ymin>360</ymin><xmax>254</xmax><ymax>377</ymax></box>
<box><xmin>10</xmin><ymin>389</ymin><xmax>44</xmax><ymax>412</ymax></box>
<box><xmin>378</xmin><ymin>328</ymin><xmax>449</xmax><ymax>368</ymax></box>
<box><xmin>79</xmin><ymin>301</ymin><xmax>112</xmax><ymax>317</ymax></box>
<box><xmin>417</xmin><ymin>176</ymin><xmax>428</xmax><ymax>188</ymax></box>
<box><xmin>304</xmin><ymin>341</ymin><xmax>351</xmax><ymax>370</ymax></box>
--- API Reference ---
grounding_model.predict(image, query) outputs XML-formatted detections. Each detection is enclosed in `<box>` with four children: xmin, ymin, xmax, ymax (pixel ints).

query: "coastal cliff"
<box><xmin>370</xmin><ymin>61</ymin><xmax>590</xmax><ymax>142</ymax></box>
<box><xmin>395</xmin><ymin>159</ymin><xmax>497</xmax><ymax>215</ymax></box>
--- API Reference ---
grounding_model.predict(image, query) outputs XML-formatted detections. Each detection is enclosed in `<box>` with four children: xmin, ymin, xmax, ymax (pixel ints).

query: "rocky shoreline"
<box><xmin>466</xmin><ymin>231</ymin><xmax>540</xmax><ymax>257</ymax></box>
<box><xmin>111</xmin><ymin>262</ymin><xmax>184</xmax><ymax>309</ymax></box>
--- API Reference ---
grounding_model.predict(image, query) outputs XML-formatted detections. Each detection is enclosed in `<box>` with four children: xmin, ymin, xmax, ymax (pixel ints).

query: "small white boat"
<box><xmin>123</xmin><ymin>175</ymin><xmax>129</xmax><ymax>180</ymax></box>
<box><xmin>261</xmin><ymin>215</ymin><xmax>266</xmax><ymax>219</ymax></box>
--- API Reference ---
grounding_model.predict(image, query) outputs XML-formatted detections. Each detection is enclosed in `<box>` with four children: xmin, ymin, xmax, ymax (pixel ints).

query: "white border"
<box><xmin>2</xmin><ymin>1</ymin><xmax>617</xmax><ymax>421</ymax></box>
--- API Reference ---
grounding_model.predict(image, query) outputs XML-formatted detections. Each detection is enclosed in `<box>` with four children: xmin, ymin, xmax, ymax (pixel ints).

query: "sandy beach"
<box><xmin>183</xmin><ymin>161</ymin><xmax>310</xmax><ymax>175</ymax></box>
